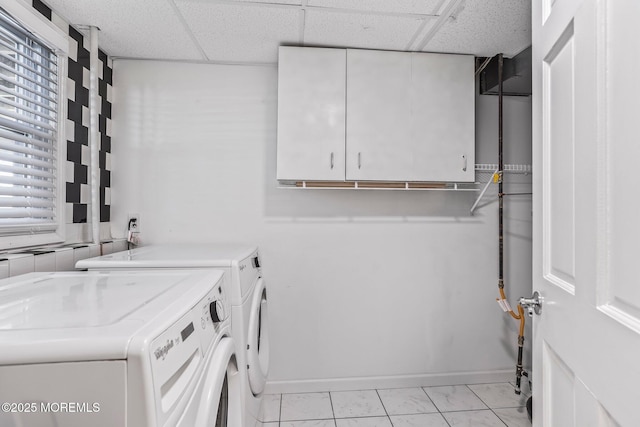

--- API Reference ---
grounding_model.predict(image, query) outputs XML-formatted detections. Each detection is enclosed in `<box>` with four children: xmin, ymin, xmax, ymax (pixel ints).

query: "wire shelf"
<box><xmin>277</xmin><ymin>181</ymin><xmax>479</xmax><ymax>191</ymax></box>
<box><xmin>277</xmin><ymin>164</ymin><xmax>532</xmax><ymax>193</ymax></box>
<box><xmin>475</xmin><ymin>163</ymin><xmax>532</xmax><ymax>174</ymax></box>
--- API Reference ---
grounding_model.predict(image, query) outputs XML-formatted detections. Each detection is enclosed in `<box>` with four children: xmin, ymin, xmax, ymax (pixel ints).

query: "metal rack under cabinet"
<box><xmin>278</xmin><ymin>163</ymin><xmax>532</xmax><ymax>193</ymax></box>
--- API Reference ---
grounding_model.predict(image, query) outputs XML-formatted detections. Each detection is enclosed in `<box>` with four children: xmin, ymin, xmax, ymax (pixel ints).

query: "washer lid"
<box><xmin>75</xmin><ymin>243</ymin><xmax>257</xmax><ymax>270</ymax></box>
<box><xmin>0</xmin><ymin>272</ymin><xmax>181</xmax><ymax>330</ymax></box>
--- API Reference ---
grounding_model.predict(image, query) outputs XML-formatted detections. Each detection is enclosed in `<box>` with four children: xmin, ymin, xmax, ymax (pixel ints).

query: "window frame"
<box><xmin>0</xmin><ymin>1</ymin><xmax>68</xmax><ymax>251</ymax></box>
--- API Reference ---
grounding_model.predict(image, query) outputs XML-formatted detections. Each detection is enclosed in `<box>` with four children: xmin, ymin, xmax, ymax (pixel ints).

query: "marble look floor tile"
<box><xmin>331</xmin><ymin>390</ymin><xmax>387</xmax><ymax>418</ymax></box>
<box><xmin>259</xmin><ymin>394</ymin><xmax>281</xmax><ymax>422</ymax></box>
<box><xmin>442</xmin><ymin>409</ymin><xmax>508</xmax><ymax>427</ymax></box>
<box><xmin>281</xmin><ymin>392</ymin><xmax>334</xmax><ymax>421</ymax></box>
<box><xmin>377</xmin><ymin>387</ymin><xmax>438</xmax><ymax>415</ymax></box>
<box><xmin>494</xmin><ymin>407</ymin><xmax>532</xmax><ymax>427</ymax></box>
<box><xmin>281</xmin><ymin>420</ymin><xmax>337</xmax><ymax>427</ymax></box>
<box><xmin>257</xmin><ymin>423</ymin><xmax>279</xmax><ymax>427</ymax></box>
<box><xmin>423</xmin><ymin>385</ymin><xmax>488</xmax><ymax>412</ymax></box>
<box><xmin>335</xmin><ymin>416</ymin><xmax>392</xmax><ymax>427</ymax></box>
<box><xmin>389</xmin><ymin>413</ymin><xmax>450</xmax><ymax>427</ymax></box>
<box><xmin>468</xmin><ymin>383</ymin><xmax>529</xmax><ymax>408</ymax></box>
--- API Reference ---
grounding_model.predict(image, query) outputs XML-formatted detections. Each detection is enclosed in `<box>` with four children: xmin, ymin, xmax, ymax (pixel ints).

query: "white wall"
<box><xmin>111</xmin><ymin>60</ymin><xmax>532</xmax><ymax>391</ymax></box>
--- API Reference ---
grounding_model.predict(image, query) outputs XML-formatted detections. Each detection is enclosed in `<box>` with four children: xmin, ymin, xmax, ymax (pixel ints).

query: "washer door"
<box><xmin>193</xmin><ymin>338</ymin><xmax>242</xmax><ymax>427</ymax></box>
<box><xmin>247</xmin><ymin>278</ymin><xmax>269</xmax><ymax>395</ymax></box>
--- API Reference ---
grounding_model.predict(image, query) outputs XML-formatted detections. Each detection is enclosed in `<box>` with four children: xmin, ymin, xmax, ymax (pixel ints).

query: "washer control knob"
<box><xmin>209</xmin><ymin>300</ymin><xmax>224</xmax><ymax>323</ymax></box>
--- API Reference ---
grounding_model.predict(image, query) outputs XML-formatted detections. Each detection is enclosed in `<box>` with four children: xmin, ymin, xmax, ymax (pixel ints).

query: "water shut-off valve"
<box><xmin>127</xmin><ymin>216</ymin><xmax>140</xmax><ymax>245</ymax></box>
<box><xmin>519</xmin><ymin>291</ymin><xmax>543</xmax><ymax>317</ymax></box>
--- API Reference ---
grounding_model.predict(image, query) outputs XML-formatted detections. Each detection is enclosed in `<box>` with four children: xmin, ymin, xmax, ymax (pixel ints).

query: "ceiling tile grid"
<box><xmin>303</xmin><ymin>8</ymin><xmax>426</xmax><ymax>51</ymax></box>
<box><xmin>174</xmin><ymin>1</ymin><xmax>301</xmax><ymax>63</ymax></box>
<box><xmin>44</xmin><ymin>0</ymin><xmax>204</xmax><ymax>60</ymax></box>
<box><xmin>307</xmin><ymin>0</ymin><xmax>443</xmax><ymax>16</ymax></box>
<box><xmin>42</xmin><ymin>0</ymin><xmax>532</xmax><ymax>63</ymax></box>
<box><xmin>423</xmin><ymin>0</ymin><xmax>531</xmax><ymax>57</ymax></box>
<box><xmin>226</xmin><ymin>0</ymin><xmax>303</xmax><ymax>4</ymax></box>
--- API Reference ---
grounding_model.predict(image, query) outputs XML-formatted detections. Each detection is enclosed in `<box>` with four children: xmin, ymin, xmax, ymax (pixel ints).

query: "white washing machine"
<box><xmin>0</xmin><ymin>269</ymin><xmax>242</xmax><ymax>427</ymax></box>
<box><xmin>76</xmin><ymin>244</ymin><xmax>270</xmax><ymax>427</ymax></box>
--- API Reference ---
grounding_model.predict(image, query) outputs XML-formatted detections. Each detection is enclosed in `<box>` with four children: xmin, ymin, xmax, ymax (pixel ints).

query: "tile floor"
<box><xmin>258</xmin><ymin>382</ymin><xmax>531</xmax><ymax>427</ymax></box>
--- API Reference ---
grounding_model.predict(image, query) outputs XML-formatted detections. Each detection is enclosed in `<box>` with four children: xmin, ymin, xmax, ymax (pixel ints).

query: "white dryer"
<box><xmin>0</xmin><ymin>270</ymin><xmax>242</xmax><ymax>427</ymax></box>
<box><xmin>76</xmin><ymin>244</ymin><xmax>270</xmax><ymax>427</ymax></box>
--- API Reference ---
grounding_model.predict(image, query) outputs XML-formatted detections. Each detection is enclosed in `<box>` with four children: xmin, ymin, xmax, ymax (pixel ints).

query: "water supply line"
<box><xmin>494</xmin><ymin>53</ymin><xmax>528</xmax><ymax>395</ymax></box>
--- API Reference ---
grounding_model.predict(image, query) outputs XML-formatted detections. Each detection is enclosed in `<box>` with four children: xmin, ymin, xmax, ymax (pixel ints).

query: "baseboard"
<box><xmin>264</xmin><ymin>369</ymin><xmax>515</xmax><ymax>394</ymax></box>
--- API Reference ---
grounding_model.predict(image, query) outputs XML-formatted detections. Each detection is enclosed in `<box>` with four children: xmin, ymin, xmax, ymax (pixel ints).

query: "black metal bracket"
<box><xmin>477</xmin><ymin>47</ymin><xmax>532</xmax><ymax>96</ymax></box>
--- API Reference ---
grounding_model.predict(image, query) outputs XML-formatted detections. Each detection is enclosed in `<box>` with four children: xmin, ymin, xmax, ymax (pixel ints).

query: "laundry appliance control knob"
<box><xmin>209</xmin><ymin>300</ymin><xmax>224</xmax><ymax>323</ymax></box>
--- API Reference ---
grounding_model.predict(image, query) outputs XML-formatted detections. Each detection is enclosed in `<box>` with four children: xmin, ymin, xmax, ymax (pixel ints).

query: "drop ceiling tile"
<box><xmin>308</xmin><ymin>0</ymin><xmax>443</xmax><ymax>15</ymax></box>
<box><xmin>304</xmin><ymin>8</ymin><xmax>426</xmax><ymax>51</ymax></box>
<box><xmin>44</xmin><ymin>0</ymin><xmax>204</xmax><ymax>60</ymax></box>
<box><xmin>422</xmin><ymin>0</ymin><xmax>530</xmax><ymax>57</ymax></box>
<box><xmin>228</xmin><ymin>0</ymin><xmax>302</xmax><ymax>4</ymax></box>
<box><xmin>174</xmin><ymin>1</ymin><xmax>300</xmax><ymax>63</ymax></box>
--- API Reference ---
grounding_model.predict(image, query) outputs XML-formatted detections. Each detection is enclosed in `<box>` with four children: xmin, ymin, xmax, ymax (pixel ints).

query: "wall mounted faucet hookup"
<box><xmin>127</xmin><ymin>214</ymin><xmax>141</xmax><ymax>245</ymax></box>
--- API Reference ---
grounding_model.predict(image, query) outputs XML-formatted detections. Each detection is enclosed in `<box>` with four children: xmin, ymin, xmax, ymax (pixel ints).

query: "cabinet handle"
<box><xmin>358</xmin><ymin>152</ymin><xmax>362</xmax><ymax>169</ymax></box>
<box><xmin>462</xmin><ymin>155</ymin><xmax>467</xmax><ymax>172</ymax></box>
<box><xmin>330</xmin><ymin>152</ymin><xmax>334</xmax><ymax>169</ymax></box>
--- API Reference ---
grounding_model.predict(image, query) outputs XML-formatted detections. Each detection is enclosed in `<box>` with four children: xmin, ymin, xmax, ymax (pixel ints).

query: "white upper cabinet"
<box><xmin>410</xmin><ymin>53</ymin><xmax>475</xmax><ymax>182</ymax></box>
<box><xmin>277</xmin><ymin>47</ymin><xmax>475</xmax><ymax>183</ymax></box>
<box><xmin>276</xmin><ymin>46</ymin><xmax>346</xmax><ymax>181</ymax></box>
<box><xmin>346</xmin><ymin>49</ymin><xmax>413</xmax><ymax>181</ymax></box>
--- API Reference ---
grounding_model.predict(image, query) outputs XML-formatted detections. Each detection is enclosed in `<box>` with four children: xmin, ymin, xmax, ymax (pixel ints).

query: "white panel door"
<box><xmin>532</xmin><ymin>0</ymin><xmax>640</xmax><ymax>426</ymax></box>
<box><xmin>346</xmin><ymin>49</ymin><xmax>413</xmax><ymax>181</ymax></box>
<box><xmin>276</xmin><ymin>47</ymin><xmax>346</xmax><ymax>181</ymax></box>
<box><xmin>411</xmin><ymin>53</ymin><xmax>475</xmax><ymax>182</ymax></box>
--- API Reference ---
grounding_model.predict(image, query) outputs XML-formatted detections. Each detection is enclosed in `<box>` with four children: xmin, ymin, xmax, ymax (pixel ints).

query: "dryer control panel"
<box><xmin>196</xmin><ymin>276</ymin><xmax>229</xmax><ymax>351</ymax></box>
<box><xmin>149</xmin><ymin>274</ymin><xmax>229</xmax><ymax>426</ymax></box>
<box><xmin>239</xmin><ymin>251</ymin><xmax>262</xmax><ymax>298</ymax></box>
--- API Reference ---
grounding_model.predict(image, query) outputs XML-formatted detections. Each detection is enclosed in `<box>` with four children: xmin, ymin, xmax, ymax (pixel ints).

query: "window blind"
<box><xmin>0</xmin><ymin>7</ymin><xmax>59</xmax><ymax>236</ymax></box>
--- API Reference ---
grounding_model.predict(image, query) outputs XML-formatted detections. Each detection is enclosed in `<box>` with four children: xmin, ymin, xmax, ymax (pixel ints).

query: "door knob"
<box><xmin>519</xmin><ymin>291</ymin><xmax>543</xmax><ymax>317</ymax></box>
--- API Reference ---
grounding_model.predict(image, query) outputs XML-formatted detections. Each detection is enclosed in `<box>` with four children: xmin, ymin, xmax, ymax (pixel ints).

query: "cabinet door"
<box><xmin>346</xmin><ymin>49</ymin><xmax>413</xmax><ymax>181</ymax></box>
<box><xmin>277</xmin><ymin>47</ymin><xmax>346</xmax><ymax>181</ymax></box>
<box><xmin>410</xmin><ymin>53</ymin><xmax>475</xmax><ymax>182</ymax></box>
